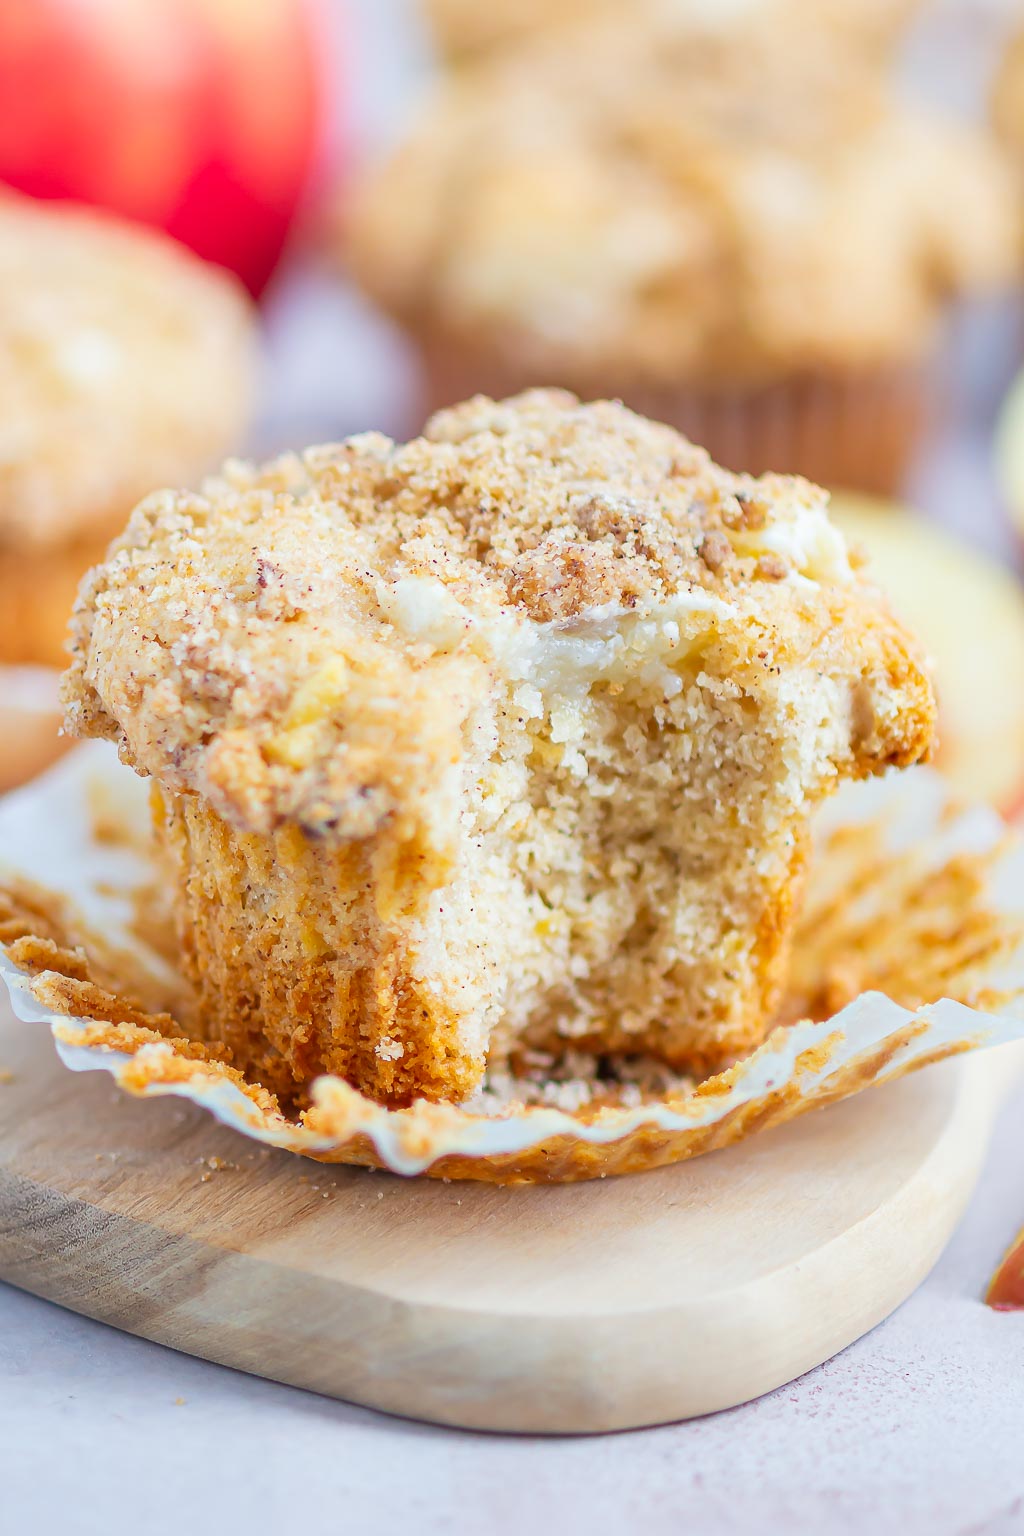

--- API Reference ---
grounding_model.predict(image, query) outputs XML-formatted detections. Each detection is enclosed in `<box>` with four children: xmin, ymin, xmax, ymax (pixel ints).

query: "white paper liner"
<box><xmin>2</xmin><ymin>744</ymin><xmax>1024</xmax><ymax>1181</ymax></box>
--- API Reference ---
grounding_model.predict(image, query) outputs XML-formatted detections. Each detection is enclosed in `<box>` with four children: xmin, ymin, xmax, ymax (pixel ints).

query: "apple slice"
<box><xmin>832</xmin><ymin>494</ymin><xmax>1024</xmax><ymax>816</ymax></box>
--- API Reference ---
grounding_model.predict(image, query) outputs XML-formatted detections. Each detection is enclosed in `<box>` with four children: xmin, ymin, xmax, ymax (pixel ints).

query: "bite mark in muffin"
<box><xmin>63</xmin><ymin>391</ymin><xmax>935</xmax><ymax>1106</ymax></box>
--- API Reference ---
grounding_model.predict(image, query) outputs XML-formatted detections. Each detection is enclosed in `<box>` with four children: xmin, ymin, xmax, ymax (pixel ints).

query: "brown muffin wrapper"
<box><xmin>420</xmin><ymin>341</ymin><xmax>934</xmax><ymax>495</ymax></box>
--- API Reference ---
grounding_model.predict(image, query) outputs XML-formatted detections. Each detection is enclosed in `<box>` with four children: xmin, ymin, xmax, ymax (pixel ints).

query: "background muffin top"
<box><xmin>425</xmin><ymin>0</ymin><xmax>922</xmax><ymax>64</ymax></box>
<box><xmin>0</xmin><ymin>192</ymin><xmax>258</xmax><ymax>549</ymax></box>
<box><xmin>348</xmin><ymin>21</ymin><xmax>1018</xmax><ymax>388</ymax></box>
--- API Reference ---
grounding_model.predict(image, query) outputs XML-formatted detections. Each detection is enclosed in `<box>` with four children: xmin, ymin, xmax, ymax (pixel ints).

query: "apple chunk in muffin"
<box><xmin>63</xmin><ymin>391</ymin><xmax>935</xmax><ymax>1106</ymax></box>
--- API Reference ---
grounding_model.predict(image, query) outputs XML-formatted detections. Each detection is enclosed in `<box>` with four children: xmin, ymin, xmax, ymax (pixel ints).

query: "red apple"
<box><xmin>0</xmin><ymin>0</ymin><xmax>326</xmax><ymax>296</ymax></box>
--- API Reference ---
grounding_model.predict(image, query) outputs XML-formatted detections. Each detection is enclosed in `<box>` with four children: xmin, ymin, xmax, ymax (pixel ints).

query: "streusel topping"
<box><xmin>0</xmin><ymin>192</ymin><xmax>257</xmax><ymax>549</ymax></box>
<box><xmin>64</xmin><ymin>391</ymin><xmax>928</xmax><ymax>845</ymax></box>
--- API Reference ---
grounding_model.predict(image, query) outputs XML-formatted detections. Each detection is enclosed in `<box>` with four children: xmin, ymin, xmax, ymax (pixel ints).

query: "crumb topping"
<box><xmin>0</xmin><ymin>191</ymin><xmax>257</xmax><ymax>549</ymax></box>
<box><xmin>64</xmin><ymin>391</ymin><xmax>931</xmax><ymax>845</ymax></box>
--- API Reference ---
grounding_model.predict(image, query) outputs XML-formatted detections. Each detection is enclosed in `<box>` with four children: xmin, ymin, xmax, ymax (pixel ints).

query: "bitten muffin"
<box><xmin>347</xmin><ymin>22</ymin><xmax>1017</xmax><ymax>493</ymax></box>
<box><xmin>64</xmin><ymin>392</ymin><xmax>935</xmax><ymax>1108</ymax></box>
<box><xmin>427</xmin><ymin>0</ymin><xmax>921</xmax><ymax>66</ymax></box>
<box><xmin>0</xmin><ymin>191</ymin><xmax>257</xmax><ymax>669</ymax></box>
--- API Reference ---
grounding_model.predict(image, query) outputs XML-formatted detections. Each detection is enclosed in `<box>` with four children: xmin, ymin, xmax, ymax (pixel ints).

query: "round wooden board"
<box><xmin>0</xmin><ymin>998</ymin><xmax>1017</xmax><ymax>1434</ymax></box>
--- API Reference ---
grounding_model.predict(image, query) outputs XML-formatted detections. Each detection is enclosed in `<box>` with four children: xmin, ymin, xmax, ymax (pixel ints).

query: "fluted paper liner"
<box><xmin>2</xmin><ymin>744</ymin><xmax>1024</xmax><ymax>1183</ymax></box>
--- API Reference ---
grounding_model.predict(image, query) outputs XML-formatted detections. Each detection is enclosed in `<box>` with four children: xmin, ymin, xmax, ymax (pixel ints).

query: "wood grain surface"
<box><xmin>0</xmin><ymin>998</ymin><xmax>1018</xmax><ymax>1433</ymax></box>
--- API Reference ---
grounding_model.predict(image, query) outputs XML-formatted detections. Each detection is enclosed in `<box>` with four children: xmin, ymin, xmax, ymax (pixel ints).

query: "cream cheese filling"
<box><xmin>725</xmin><ymin>496</ymin><xmax>853</xmax><ymax>584</ymax></box>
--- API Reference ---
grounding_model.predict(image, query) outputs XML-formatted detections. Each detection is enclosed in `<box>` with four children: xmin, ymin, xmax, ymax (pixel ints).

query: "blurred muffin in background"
<box><xmin>993</xmin><ymin>24</ymin><xmax>1024</xmax><ymax>159</ymax></box>
<box><xmin>347</xmin><ymin>20</ymin><xmax>1017</xmax><ymax>493</ymax></box>
<box><xmin>426</xmin><ymin>0</ymin><xmax>921</xmax><ymax>66</ymax></box>
<box><xmin>0</xmin><ymin>192</ymin><xmax>257</xmax><ymax>672</ymax></box>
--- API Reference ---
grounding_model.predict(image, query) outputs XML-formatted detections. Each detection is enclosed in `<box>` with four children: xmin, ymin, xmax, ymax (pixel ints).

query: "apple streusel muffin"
<box><xmin>63</xmin><ymin>392</ymin><xmax>935</xmax><ymax>1107</ymax></box>
<box><xmin>0</xmin><ymin>190</ymin><xmax>256</xmax><ymax>669</ymax></box>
